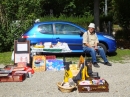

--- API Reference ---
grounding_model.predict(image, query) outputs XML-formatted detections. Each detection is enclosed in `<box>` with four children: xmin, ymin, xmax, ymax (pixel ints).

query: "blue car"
<box><xmin>22</xmin><ymin>21</ymin><xmax>116</xmax><ymax>53</ymax></box>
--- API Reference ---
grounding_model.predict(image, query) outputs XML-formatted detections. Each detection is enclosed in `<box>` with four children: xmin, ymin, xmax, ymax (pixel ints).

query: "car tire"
<box><xmin>98</xmin><ymin>43</ymin><xmax>107</xmax><ymax>54</ymax></box>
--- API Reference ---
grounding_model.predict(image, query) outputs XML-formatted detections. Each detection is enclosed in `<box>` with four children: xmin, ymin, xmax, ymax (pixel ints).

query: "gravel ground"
<box><xmin>0</xmin><ymin>61</ymin><xmax>130</xmax><ymax>97</ymax></box>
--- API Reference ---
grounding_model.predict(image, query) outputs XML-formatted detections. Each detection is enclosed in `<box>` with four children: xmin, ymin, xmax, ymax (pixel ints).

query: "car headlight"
<box><xmin>103</xmin><ymin>35</ymin><xmax>115</xmax><ymax>40</ymax></box>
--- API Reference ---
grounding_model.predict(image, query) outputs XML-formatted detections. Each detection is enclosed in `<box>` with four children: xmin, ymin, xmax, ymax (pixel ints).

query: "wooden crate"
<box><xmin>77</xmin><ymin>80</ymin><xmax>109</xmax><ymax>93</ymax></box>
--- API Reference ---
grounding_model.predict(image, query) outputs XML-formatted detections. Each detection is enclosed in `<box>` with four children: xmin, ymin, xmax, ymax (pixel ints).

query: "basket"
<box><xmin>57</xmin><ymin>82</ymin><xmax>76</xmax><ymax>93</ymax></box>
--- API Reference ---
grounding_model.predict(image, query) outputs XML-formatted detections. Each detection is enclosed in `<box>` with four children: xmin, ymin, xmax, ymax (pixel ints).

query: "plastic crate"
<box><xmin>45</xmin><ymin>55</ymin><xmax>56</xmax><ymax>59</ymax></box>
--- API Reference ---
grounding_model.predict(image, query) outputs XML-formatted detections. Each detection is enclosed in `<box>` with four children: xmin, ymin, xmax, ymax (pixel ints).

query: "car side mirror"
<box><xmin>79</xmin><ymin>31</ymin><xmax>84</xmax><ymax>37</ymax></box>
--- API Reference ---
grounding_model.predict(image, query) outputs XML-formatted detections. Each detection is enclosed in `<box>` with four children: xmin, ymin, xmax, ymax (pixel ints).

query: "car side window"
<box><xmin>55</xmin><ymin>24</ymin><xmax>63</xmax><ymax>34</ymax></box>
<box><xmin>38</xmin><ymin>24</ymin><xmax>53</xmax><ymax>34</ymax></box>
<box><xmin>55</xmin><ymin>24</ymin><xmax>80</xmax><ymax>35</ymax></box>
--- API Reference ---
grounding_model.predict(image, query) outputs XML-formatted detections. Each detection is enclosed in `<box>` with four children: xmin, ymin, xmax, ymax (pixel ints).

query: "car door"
<box><xmin>52</xmin><ymin>23</ymin><xmax>83</xmax><ymax>52</ymax></box>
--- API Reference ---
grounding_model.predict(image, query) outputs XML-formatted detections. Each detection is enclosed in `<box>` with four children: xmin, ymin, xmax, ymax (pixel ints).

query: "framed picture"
<box><xmin>14</xmin><ymin>40</ymin><xmax>30</xmax><ymax>53</ymax></box>
<box><xmin>14</xmin><ymin>40</ymin><xmax>30</xmax><ymax>64</ymax></box>
<box><xmin>14</xmin><ymin>53</ymin><xmax>30</xmax><ymax>64</ymax></box>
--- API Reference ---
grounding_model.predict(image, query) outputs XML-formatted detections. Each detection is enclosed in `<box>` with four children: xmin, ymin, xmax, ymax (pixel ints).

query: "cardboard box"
<box><xmin>32</xmin><ymin>55</ymin><xmax>46</xmax><ymax>72</ymax></box>
<box><xmin>46</xmin><ymin>59</ymin><xmax>64</xmax><ymax>71</ymax></box>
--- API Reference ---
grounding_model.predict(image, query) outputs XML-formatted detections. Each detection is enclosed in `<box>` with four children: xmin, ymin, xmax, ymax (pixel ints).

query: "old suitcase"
<box><xmin>12</xmin><ymin>73</ymin><xmax>26</xmax><ymax>82</ymax></box>
<box><xmin>77</xmin><ymin>79</ymin><xmax>109</xmax><ymax>93</ymax></box>
<box><xmin>0</xmin><ymin>72</ymin><xmax>26</xmax><ymax>82</ymax></box>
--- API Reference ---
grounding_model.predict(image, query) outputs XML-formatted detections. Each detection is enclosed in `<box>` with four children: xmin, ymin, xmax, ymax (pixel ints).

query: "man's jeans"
<box><xmin>83</xmin><ymin>46</ymin><xmax>108</xmax><ymax>63</ymax></box>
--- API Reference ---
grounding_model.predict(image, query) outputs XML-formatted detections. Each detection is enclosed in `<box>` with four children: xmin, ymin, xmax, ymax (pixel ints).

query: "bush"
<box><xmin>115</xmin><ymin>29</ymin><xmax>130</xmax><ymax>49</ymax></box>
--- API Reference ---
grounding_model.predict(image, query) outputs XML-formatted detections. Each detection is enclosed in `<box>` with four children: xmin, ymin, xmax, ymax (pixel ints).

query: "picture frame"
<box><xmin>14</xmin><ymin>40</ymin><xmax>30</xmax><ymax>53</ymax></box>
<box><xmin>14</xmin><ymin>40</ymin><xmax>30</xmax><ymax>64</ymax></box>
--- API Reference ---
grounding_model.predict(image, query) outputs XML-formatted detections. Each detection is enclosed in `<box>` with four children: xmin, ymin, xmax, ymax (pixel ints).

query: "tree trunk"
<box><xmin>94</xmin><ymin>0</ymin><xmax>100</xmax><ymax>32</ymax></box>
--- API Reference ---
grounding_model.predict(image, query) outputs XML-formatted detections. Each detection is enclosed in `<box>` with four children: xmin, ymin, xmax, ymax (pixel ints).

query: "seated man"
<box><xmin>82</xmin><ymin>23</ymin><xmax>112</xmax><ymax>68</ymax></box>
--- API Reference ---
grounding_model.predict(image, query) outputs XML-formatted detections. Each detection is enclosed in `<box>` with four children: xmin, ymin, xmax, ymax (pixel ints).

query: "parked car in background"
<box><xmin>21</xmin><ymin>21</ymin><xmax>116</xmax><ymax>53</ymax></box>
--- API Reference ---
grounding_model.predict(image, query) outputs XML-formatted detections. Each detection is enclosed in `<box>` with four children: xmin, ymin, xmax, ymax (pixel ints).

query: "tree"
<box><xmin>94</xmin><ymin>0</ymin><xmax>100</xmax><ymax>31</ymax></box>
<box><xmin>0</xmin><ymin>0</ymin><xmax>43</xmax><ymax>52</ymax></box>
<box><xmin>114</xmin><ymin>0</ymin><xmax>130</xmax><ymax>29</ymax></box>
<box><xmin>41</xmin><ymin>0</ymin><xmax>94</xmax><ymax>17</ymax></box>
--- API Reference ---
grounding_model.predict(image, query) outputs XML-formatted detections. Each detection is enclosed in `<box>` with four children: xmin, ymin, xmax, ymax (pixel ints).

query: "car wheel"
<box><xmin>98</xmin><ymin>43</ymin><xmax>107</xmax><ymax>53</ymax></box>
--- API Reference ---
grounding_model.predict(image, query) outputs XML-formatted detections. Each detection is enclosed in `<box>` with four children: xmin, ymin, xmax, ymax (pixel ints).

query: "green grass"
<box><xmin>0</xmin><ymin>52</ymin><xmax>14</xmax><ymax>65</ymax></box>
<box><xmin>107</xmin><ymin>49</ymin><xmax>130</xmax><ymax>63</ymax></box>
<box><xmin>0</xmin><ymin>49</ymin><xmax>130</xmax><ymax>65</ymax></box>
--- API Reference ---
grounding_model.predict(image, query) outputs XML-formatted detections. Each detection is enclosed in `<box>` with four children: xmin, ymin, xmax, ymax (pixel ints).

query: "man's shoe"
<box><xmin>104</xmin><ymin>62</ymin><xmax>112</xmax><ymax>66</ymax></box>
<box><xmin>93</xmin><ymin>62</ymin><xmax>100</xmax><ymax>68</ymax></box>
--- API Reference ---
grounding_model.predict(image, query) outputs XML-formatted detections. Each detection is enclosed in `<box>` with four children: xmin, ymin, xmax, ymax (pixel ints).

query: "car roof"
<box><xmin>33</xmin><ymin>21</ymin><xmax>86</xmax><ymax>31</ymax></box>
<box><xmin>34</xmin><ymin>20</ymin><xmax>75</xmax><ymax>25</ymax></box>
<box><xmin>34</xmin><ymin>21</ymin><xmax>81</xmax><ymax>26</ymax></box>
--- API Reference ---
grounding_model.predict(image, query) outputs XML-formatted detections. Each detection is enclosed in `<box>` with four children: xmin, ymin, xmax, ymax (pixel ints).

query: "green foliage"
<box><xmin>100</xmin><ymin>14</ymin><xmax>113</xmax><ymax>32</ymax></box>
<box><xmin>41</xmin><ymin>0</ymin><xmax>94</xmax><ymax>17</ymax></box>
<box><xmin>100</xmin><ymin>15</ymin><xmax>113</xmax><ymax>23</ymax></box>
<box><xmin>40</xmin><ymin>15</ymin><xmax>94</xmax><ymax>29</ymax></box>
<box><xmin>114</xmin><ymin>0</ymin><xmax>130</xmax><ymax>29</ymax></box>
<box><xmin>115</xmin><ymin>29</ymin><xmax>130</xmax><ymax>40</ymax></box>
<box><xmin>0</xmin><ymin>0</ymin><xmax>43</xmax><ymax>52</ymax></box>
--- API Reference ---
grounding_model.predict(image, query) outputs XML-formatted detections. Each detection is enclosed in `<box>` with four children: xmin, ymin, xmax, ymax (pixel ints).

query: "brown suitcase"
<box><xmin>0</xmin><ymin>73</ymin><xmax>26</xmax><ymax>82</ymax></box>
<box><xmin>77</xmin><ymin>80</ymin><xmax>109</xmax><ymax>93</ymax></box>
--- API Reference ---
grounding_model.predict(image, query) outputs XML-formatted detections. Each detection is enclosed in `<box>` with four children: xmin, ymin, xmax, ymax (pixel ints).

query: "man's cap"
<box><xmin>88</xmin><ymin>23</ymin><xmax>95</xmax><ymax>28</ymax></box>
